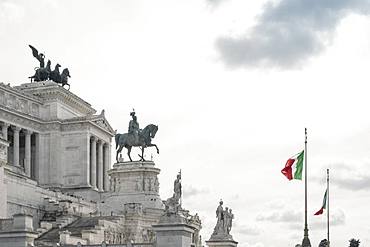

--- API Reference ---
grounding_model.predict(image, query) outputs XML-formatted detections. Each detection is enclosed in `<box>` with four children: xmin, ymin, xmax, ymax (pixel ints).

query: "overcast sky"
<box><xmin>1</xmin><ymin>0</ymin><xmax>370</xmax><ymax>246</ymax></box>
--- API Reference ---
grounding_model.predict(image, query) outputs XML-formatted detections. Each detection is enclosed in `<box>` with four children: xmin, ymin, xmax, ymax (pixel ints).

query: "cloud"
<box><xmin>0</xmin><ymin>1</ymin><xmax>24</xmax><ymax>23</ymax></box>
<box><xmin>256</xmin><ymin>209</ymin><xmax>302</xmax><ymax>223</ymax></box>
<box><xmin>335</xmin><ymin>175</ymin><xmax>370</xmax><ymax>191</ymax></box>
<box><xmin>206</xmin><ymin>0</ymin><xmax>227</xmax><ymax>7</ymax></box>
<box><xmin>216</xmin><ymin>0</ymin><xmax>370</xmax><ymax>68</ymax></box>
<box><xmin>235</xmin><ymin>224</ymin><xmax>262</xmax><ymax>236</ymax></box>
<box><xmin>311</xmin><ymin>208</ymin><xmax>346</xmax><ymax>228</ymax></box>
<box><xmin>183</xmin><ymin>185</ymin><xmax>210</xmax><ymax>199</ymax></box>
<box><xmin>314</xmin><ymin>163</ymin><xmax>370</xmax><ymax>191</ymax></box>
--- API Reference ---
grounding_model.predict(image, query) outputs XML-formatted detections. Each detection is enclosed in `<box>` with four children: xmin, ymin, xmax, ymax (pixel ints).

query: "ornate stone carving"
<box><xmin>135</xmin><ymin>179</ymin><xmax>142</xmax><ymax>191</ymax></box>
<box><xmin>104</xmin><ymin>227</ymin><xmax>126</xmax><ymax>244</ymax></box>
<box><xmin>142</xmin><ymin>228</ymin><xmax>155</xmax><ymax>243</ymax></box>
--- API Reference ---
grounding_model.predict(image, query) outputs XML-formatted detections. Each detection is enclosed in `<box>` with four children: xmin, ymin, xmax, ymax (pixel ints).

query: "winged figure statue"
<box><xmin>29</xmin><ymin>45</ymin><xmax>45</xmax><ymax>68</ymax></box>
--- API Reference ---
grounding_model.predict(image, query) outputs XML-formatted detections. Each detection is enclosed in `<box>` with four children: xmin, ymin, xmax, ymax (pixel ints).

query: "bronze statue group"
<box><xmin>28</xmin><ymin>45</ymin><xmax>71</xmax><ymax>90</ymax></box>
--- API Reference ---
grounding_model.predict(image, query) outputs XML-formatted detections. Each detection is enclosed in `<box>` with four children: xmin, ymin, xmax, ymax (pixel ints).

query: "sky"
<box><xmin>1</xmin><ymin>0</ymin><xmax>370</xmax><ymax>246</ymax></box>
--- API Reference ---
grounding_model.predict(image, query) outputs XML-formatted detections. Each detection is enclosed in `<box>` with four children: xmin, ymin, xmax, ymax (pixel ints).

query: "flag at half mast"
<box><xmin>281</xmin><ymin>150</ymin><xmax>304</xmax><ymax>180</ymax></box>
<box><xmin>314</xmin><ymin>189</ymin><xmax>328</xmax><ymax>215</ymax></box>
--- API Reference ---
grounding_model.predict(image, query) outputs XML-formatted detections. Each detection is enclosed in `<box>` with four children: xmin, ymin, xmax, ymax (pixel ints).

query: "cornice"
<box><xmin>16</xmin><ymin>81</ymin><xmax>96</xmax><ymax>116</ymax></box>
<box><xmin>0</xmin><ymin>82</ymin><xmax>43</xmax><ymax>104</ymax></box>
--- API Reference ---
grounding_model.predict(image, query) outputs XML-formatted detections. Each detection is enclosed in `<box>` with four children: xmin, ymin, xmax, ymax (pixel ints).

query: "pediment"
<box><xmin>90</xmin><ymin>115</ymin><xmax>115</xmax><ymax>136</ymax></box>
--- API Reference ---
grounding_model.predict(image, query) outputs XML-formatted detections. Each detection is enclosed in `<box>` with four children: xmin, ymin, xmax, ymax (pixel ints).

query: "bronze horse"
<box><xmin>115</xmin><ymin>124</ymin><xmax>159</xmax><ymax>162</ymax></box>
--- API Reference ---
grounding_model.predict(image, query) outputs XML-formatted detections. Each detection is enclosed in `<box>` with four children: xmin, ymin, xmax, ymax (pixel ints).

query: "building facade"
<box><xmin>0</xmin><ymin>81</ymin><xmax>204</xmax><ymax>247</ymax></box>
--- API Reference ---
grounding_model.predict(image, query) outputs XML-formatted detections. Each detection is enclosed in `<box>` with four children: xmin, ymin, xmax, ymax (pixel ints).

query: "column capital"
<box><xmin>11</xmin><ymin>126</ymin><xmax>21</xmax><ymax>132</ymax></box>
<box><xmin>90</xmin><ymin>135</ymin><xmax>97</xmax><ymax>142</ymax></box>
<box><xmin>2</xmin><ymin>122</ymin><xmax>10</xmax><ymax>128</ymax></box>
<box><xmin>25</xmin><ymin>129</ymin><xmax>34</xmax><ymax>135</ymax></box>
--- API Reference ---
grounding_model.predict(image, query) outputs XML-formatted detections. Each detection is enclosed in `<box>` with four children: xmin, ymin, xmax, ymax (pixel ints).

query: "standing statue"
<box><xmin>214</xmin><ymin>200</ymin><xmax>224</xmax><ymax>234</ymax></box>
<box><xmin>174</xmin><ymin>172</ymin><xmax>182</xmax><ymax>202</ymax></box>
<box><xmin>349</xmin><ymin>239</ymin><xmax>360</xmax><ymax>247</ymax></box>
<box><xmin>224</xmin><ymin>208</ymin><xmax>233</xmax><ymax>234</ymax></box>
<box><xmin>164</xmin><ymin>171</ymin><xmax>182</xmax><ymax>214</ymax></box>
<box><xmin>115</xmin><ymin>110</ymin><xmax>159</xmax><ymax>162</ymax></box>
<box><xmin>211</xmin><ymin>200</ymin><xmax>234</xmax><ymax>240</ymax></box>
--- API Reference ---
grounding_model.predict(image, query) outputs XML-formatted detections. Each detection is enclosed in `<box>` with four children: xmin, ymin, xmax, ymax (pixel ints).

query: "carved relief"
<box><xmin>153</xmin><ymin>177</ymin><xmax>159</xmax><ymax>192</ymax></box>
<box><xmin>142</xmin><ymin>228</ymin><xmax>155</xmax><ymax>243</ymax></box>
<box><xmin>0</xmin><ymin>87</ymin><xmax>41</xmax><ymax>118</ymax></box>
<box><xmin>144</xmin><ymin>178</ymin><xmax>151</xmax><ymax>192</ymax></box>
<box><xmin>0</xmin><ymin>144</ymin><xmax>7</xmax><ymax>163</ymax></box>
<box><xmin>104</xmin><ymin>227</ymin><xmax>126</xmax><ymax>244</ymax></box>
<box><xmin>135</xmin><ymin>178</ymin><xmax>142</xmax><ymax>192</ymax></box>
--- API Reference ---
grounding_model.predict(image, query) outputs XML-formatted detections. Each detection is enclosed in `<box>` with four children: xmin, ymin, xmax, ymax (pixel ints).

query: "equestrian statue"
<box><xmin>115</xmin><ymin>110</ymin><xmax>159</xmax><ymax>162</ymax></box>
<box><xmin>28</xmin><ymin>45</ymin><xmax>71</xmax><ymax>90</ymax></box>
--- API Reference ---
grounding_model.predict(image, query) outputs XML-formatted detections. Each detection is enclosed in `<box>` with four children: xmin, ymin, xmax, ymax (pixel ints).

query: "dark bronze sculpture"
<box><xmin>29</xmin><ymin>60</ymin><xmax>51</xmax><ymax>82</ymax></box>
<box><xmin>115</xmin><ymin>111</ymin><xmax>159</xmax><ymax>162</ymax></box>
<box><xmin>28</xmin><ymin>45</ymin><xmax>71</xmax><ymax>90</ymax></box>
<box><xmin>318</xmin><ymin>239</ymin><xmax>328</xmax><ymax>247</ymax></box>
<box><xmin>29</xmin><ymin>45</ymin><xmax>45</xmax><ymax>68</ymax></box>
<box><xmin>349</xmin><ymin>239</ymin><xmax>360</xmax><ymax>247</ymax></box>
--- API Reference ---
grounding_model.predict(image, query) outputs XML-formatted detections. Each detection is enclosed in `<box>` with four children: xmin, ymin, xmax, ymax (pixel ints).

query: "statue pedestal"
<box><xmin>153</xmin><ymin>215</ymin><xmax>195</xmax><ymax>247</ymax></box>
<box><xmin>206</xmin><ymin>239</ymin><xmax>238</xmax><ymax>247</ymax></box>
<box><xmin>101</xmin><ymin>161</ymin><xmax>163</xmax><ymax>214</ymax></box>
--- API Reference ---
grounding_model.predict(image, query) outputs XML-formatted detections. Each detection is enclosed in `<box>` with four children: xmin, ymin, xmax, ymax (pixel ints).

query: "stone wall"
<box><xmin>5</xmin><ymin>168</ymin><xmax>97</xmax><ymax>228</ymax></box>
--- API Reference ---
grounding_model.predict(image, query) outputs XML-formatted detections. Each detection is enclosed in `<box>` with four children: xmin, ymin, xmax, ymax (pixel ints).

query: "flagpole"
<box><xmin>327</xmin><ymin>168</ymin><xmax>330</xmax><ymax>247</ymax></box>
<box><xmin>302</xmin><ymin>128</ymin><xmax>311</xmax><ymax>247</ymax></box>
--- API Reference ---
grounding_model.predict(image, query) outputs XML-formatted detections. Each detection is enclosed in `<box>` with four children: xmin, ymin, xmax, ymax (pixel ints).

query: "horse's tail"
<box><xmin>115</xmin><ymin>134</ymin><xmax>120</xmax><ymax>150</ymax></box>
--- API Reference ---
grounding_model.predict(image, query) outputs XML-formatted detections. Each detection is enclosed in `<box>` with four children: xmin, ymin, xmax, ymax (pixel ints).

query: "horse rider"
<box><xmin>128</xmin><ymin>111</ymin><xmax>141</xmax><ymax>143</ymax></box>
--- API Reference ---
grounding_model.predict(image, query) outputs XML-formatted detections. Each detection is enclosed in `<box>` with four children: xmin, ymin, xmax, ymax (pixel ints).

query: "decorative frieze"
<box><xmin>0</xmin><ymin>87</ymin><xmax>41</xmax><ymax>118</ymax></box>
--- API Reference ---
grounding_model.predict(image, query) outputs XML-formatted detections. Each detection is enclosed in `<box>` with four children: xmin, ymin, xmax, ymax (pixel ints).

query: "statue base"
<box><xmin>152</xmin><ymin>221</ymin><xmax>195</xmax><ymax>247</ymax></box>
<box><xmin>302</xmin><ymin>237</ymin><xmax>312</xmax><ymax>247</ymax></box>
<box><xmin>206</xmin><ymin>239</ymin><xmax>238</xmax><ymax>247</ymax></box>
<box><xmin>100</xmin><ymin>161</ymin><xmax>163</xmax><ymax>214</ymax></box>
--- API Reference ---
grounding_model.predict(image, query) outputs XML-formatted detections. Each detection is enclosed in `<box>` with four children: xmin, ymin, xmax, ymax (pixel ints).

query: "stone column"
<box><xmin>25</xmin><ymin>130</ymin><xmax>33</xmax><ymax>177</ymax></box>
<box><xmin>103</xmin><ymin>143</ymin><xmax>110</xmax><ymax>191</ymax></box>
<box><xmin>90</xmin><ymin>136</ymin><xmax>97</xmax><ymax>190</ymax></box>
<box><xmin>12</xmin><ymin>126</ymin><xmax>21</xmax><ymax>167</ymax></box>
<box><xmin>1</xmin><ymin>123</ymin><xmax>9</xmax><ymax>141</ymax></box>
<box><xmin>97</xmin><ymin>140</ymin><xmax>104</xmax><ymax>191</ymax></box>
<box><xmin>34</xmin><ymin>133</ymin><xmax>40</xmax><ymax>182</ymax></box>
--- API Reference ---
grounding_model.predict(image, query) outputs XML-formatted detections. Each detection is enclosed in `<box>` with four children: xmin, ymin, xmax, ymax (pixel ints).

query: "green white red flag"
<box><xmin>314</xmin><ymin>189</ymin><xmax>328</xmax><ymax>215</ymax></box>
<box><xmin>281</xmin><ymin>150</ymin><xmax>304</xmax><ymax>180</ymax></box>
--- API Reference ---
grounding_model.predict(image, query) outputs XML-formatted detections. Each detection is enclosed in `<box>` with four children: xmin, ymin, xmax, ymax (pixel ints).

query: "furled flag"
<box><xmin>314</xmin><ymin>189</ymin><xmax>328</xmax><ymax>215</ymax></box>
<box><xmin>281</xmin><ymin>150</ymin><xmax>304</xmax><ymax>180</ymax></box>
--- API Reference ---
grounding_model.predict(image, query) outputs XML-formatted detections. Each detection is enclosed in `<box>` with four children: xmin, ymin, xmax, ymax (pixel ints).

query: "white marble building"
<box><xmin>0</xmin><ymin>81</ymin><xmax>114</xmax><ymax>193</ymax></box>
<box><xmin>0</xmin><ymin>81</ymin><xmax>205</xmax><ymax>247</ymax></box>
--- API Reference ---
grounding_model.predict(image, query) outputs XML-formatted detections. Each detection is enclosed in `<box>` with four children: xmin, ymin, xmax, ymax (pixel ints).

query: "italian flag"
<box><xmin>281</xmin><ymin>150</ymin><xmax>304</xmax><ymax>180</ymax></box>
<box><xmin>314</xmin><ymin>189</ymin><xmax>327</xmax><ymax>215</ymax></box>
